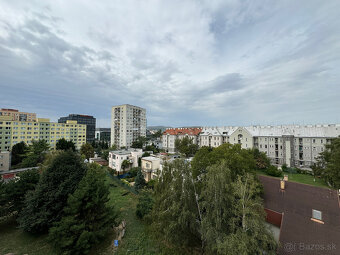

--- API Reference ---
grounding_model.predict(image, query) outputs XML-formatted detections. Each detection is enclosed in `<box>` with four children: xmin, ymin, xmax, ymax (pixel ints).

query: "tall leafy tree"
<box><xmin>216</xmin><ymin>173</ymin><xmax>277</xmax><ymax>255</ymax></box>
<box><xmin>11</xmin><ymin>141</ymin><xmax>28</xmax><ymax>166</ymax></box>
<box><xmin>18</xmin><ymin>150</ymin><xmax>87</xmax><ymax>233</ymax></box>
<box><xmin>49</xmin><ymin>164</ymin><xmax>118</xmax><ymax>255</ymax></box>
<box><xmin>131</xmin><ymin>136</ymin><xmax>147</xmax><ymax>149</ymax></box>
<box><xmin>175</xmin><ymin>137</ymin><xmax>199</xmax><ymax>157</ymax></box>
<box><xmin>56</xmin><ymin>138</ymin><xmax>76</xmax><ymax>151</ymax></box>
<box><xmin>152</xmin><ymin>160</ymin><xmax>201</xmax><ymax>250</ymax></box>
<box><xmin>21</xmin><ymin>140</ymin><xmax>50</xmax><ymax>168</ymax></box>
<box><xmin>0</xmin><ymin>169</ymin><xmax>40</xmax><ymax>218</ymax></box>
<box><xmin>313</xmin><ymin>137</ymin><xmax>340</xmax><ymax>189</ymax></box>
<box><xmin>80</xmin><ymin>143</ymin><xmax>94</xmax><ymax>160</ymax></box>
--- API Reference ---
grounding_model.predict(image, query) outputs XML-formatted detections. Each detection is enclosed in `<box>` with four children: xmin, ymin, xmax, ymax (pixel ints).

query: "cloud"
<box><xmin>0</xmin><ymin>0</ymin><xmax>340</xmax><ymax>127</ymax></box>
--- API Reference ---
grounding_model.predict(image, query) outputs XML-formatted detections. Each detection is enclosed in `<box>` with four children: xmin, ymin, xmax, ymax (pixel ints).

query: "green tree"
<box><xmin>136</xmin><ymin>191</ymin><xmax>154</xmax><ymax>220</ymax></box>
<box><xmin>216</xmin><ymin>173</ymin><xmax>277</xmax><ymax>255</ymax></box>
<box><xmin>11</xmin><ymin>141</ymin><xmax>28</xmax><ymax>166</ymax></box>
<box><xmin>134</xmin><ymin>168</ymin><xmax>146</xmax><ymax>191</ymax></box>
<box><xmin>152</xmin><ymin>160</ymin><xmax>201</xmax><ymax>250</ymax></box>
<box><xmin>49</xmin><ymin>164</ymin><xmax>118</xmax><ymax>255</ymax></box>
<box><xmin>21</xmin><ymin>140</ymin><xmax>50</xmax><ymax>168</ymax></box>
<box><xmin>18</xmin><ymin>151</ymin><xmax>87</xmax><ymax>233</ymax></box>
<box><xmin>175</xmin><ymin>137</ymin><xmax>199</xmax><ymax>157</ymax></box>
<box><xmin>101</xmin><ymin>145</ymin><xmax>117</xmax><ymax>161</ymax></box>
<box><xmin>56</xmin><ymin>138</ymin><xmax>76</xmax><ymax>151</ymax></box>
<box><xmin>121</xmin><ymin>159</ymin><xmax>131</xmax><ymax>172</ymax></box>
<box><xmin>0</xmin><ymin>169</ymin><xmax>40</xmax><ymax>219</ymax></box>
<box><xmin>131</xmin><ymin>136</ymin><xmax>147</xmax><ymax>149</ymax></box>
<box><xmin>251</xmin><ymin>148</ymin><xmax>271</xmax><ymax>170</ymax></box>
<box><xmin>313</xmin><ymin>137</ymin><xmax>340</xmax><ymax>189</ymax></box>
<box><xmin>191</xmin><ymin>146</ymin><xmax>214</xmax><ymax>179</ymax></box>
<box><xmin>80</xmin><ymin>143</ymin><xmax>94</xmax><ymax>160</ymax></box>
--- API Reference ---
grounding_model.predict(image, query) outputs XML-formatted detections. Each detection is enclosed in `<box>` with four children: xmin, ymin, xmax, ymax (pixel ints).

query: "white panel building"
<box><xmin>111</xmin><ymin>104</ymin><xmax>146</xmax><ymax>148</ymax></box>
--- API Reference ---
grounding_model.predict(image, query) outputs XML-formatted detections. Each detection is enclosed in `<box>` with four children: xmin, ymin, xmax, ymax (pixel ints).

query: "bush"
<box><xmin>136</xmin><ymin>191</ymin><xmax>153</xmax><ymax>221</ymax></box>
<box><xmin>265</xmin><ymin>165</ymin><xmax>282</xmax><ymax>177</ymax></box>
<box><xmin>281</xmin><ymin>164</ymin><xmax>287</xmax><ymax>172</ymax></box>
<box><xmin>129</xmin><ymin>167</ymin><xmax>140</xmax><ymax>177</ymax></box>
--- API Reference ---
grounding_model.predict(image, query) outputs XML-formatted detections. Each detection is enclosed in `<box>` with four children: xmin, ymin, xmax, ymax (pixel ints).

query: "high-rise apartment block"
<box><xmin>58</xmin><ymin>114</ymin><xmax>96</xmax><ymax>143</ymax></box>
<box><xmin>111</xmin><ymin>104</ymin><xmax>146</xmax><ymax>148</ymax></box>
<box><xmin>163</xmin><ymin>124</ymin><xmax>340</xmax><ymax>169</ymax></box>
<box><xmin>0</xmin><ymin>108</ymin><xmax>36</xmax><ymax>122</ymax></box>
<box><xmin>0</xmin><ymin>116</ymin><xmax>86</xmax><ymax>151</ymax></box>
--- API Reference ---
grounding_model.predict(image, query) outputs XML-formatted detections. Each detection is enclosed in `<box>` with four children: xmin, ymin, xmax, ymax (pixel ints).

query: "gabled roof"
<box><xmin>163</xmin><ymin>127</ymin><xmax>202</xmax><ymax>136</ymax></box>
<box><xmin>199</xmin><ymin>126</ymin><xmax>238</xmax><ymax>136</ymax></box>
<box><xmin>259</xmin><ymin>175</ymin><xmax>340</xmax><ymax>255</ymax></box>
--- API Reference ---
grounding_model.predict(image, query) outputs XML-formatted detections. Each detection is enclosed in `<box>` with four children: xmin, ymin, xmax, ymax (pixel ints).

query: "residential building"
<box><xmin>0</xmin><ymin>108</ymin><xmax>37</xmax><ymax>122</ymax></box>
<box><xmin>260</xmin><ymin>175</ymin><xmax>340</xmax><ymax>255</ymax></box>
<box><xmin>162</xmin><ymin>127</ymin><xmax>202</xmax><ymax>152</ymax></box>
<box><xmin>95</xmin><ymin>128</ymin><xmax>111</xmax><ymax>143</ymax></box>
<box><xmin>89</xmin><ymin>157</ymin><xmax>108</xmax><ymax>166</ymax></box>
<box><xmin>111</xmin><ymin>104</ymin><xmax>146</xmax><ymax>148</ymax></box>
<box><xmin>58</xmin><ymin>114</ymin><xmax>96</xmax><ymax>143</ymax></box>
<box><xmin>0</xmin><ymin>151</ymin><xmax>11</xmax><ymax>171</ymax></box>
<box><xmin>141</xmin><ymin>156</ymin><xmax>161</xmax><ymax>182</ymax></box>
<box><xmin>199</xmin><ymin>126</ymin><xmax>238</xmax><ymax>148</ymax></box>
<box><xmin>0</xmin><ymin>116</ymin><xmax>86</xmax><ymax>151</ymax></box>
<box><xmin>198</xmin><ymin>124</ymin><xmax>340</xmax><ymax>169</ymax></box>
<box><xmin>108</xmin><ymin>148</ymin><xmax>143</xmax><ymax>173</ymax></box>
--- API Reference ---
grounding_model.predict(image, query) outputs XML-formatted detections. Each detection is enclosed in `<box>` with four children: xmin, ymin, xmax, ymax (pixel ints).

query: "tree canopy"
<box><xmin>175</xmin><ymin>137</ymin><xmax>199</xmax><ymax>157</ymax></box>
<box><xmin>49</xmin><ymin>164</ymin><xmax>118</xmax><ymax>255</ymax></box>
<box><xmin>18</xmin><ymin>150</ymin><xmax>87</xmax><ymax>233</ymax></box>
<box><xmin>21</xmin><ymin>140</ymin><xmax>50</xmax><ymax>168</ymax></box>
<box><xmin>56</xmin><ymin>138</ymin><xmax>76</xmax><ymax>151</ymax></box>
<box><xmin>11</xmin><ymin>141</ymin><xmax>28</xmax><ymax>166</ymax></box>
<box><xmin>80</xmin><ymin>143</ymin><xmax>95</xmax><ymax>160</ymax></box>
<box><xmin>313</xmin><ymin>137</ymin><xmax>340</xmax><ymax>189</ymax></box>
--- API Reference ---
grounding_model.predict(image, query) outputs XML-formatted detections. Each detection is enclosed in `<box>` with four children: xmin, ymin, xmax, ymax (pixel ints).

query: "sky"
<box><xmin>0</xmin><ymin>0</ymin><xmax>340</xmax><ymax>128</ymax></box>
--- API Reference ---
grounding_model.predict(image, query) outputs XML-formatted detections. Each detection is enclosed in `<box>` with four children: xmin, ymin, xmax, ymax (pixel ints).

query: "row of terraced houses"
<box><xmin>162</xmin><ymin>124</ymin><xmax>340</xmax><ymax>169</ymax></box>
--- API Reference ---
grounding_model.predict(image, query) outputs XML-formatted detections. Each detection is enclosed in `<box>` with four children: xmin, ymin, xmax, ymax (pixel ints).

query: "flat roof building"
<box><xmin>58</xmin><ymin>114</ymin><xmax>96</xmax><ymax>144</ymax></box>
<box><xmin>0</xmin><ymin>108</ymin><xmax>36</xmax><ymax>122</ymax></box>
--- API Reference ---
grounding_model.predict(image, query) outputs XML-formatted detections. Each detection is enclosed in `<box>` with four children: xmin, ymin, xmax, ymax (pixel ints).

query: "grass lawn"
<box><xmin>0</xmin><ymin>174</ymin><xmax>182</xmax><ymax>255</ymax></box>
<box><xmin>256</xmin><ymin>170</ymin><xmax>329</xmax><ymax>189</ymax></box>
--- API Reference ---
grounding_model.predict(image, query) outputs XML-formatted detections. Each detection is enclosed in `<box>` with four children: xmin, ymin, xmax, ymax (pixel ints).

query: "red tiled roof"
<box><xmin>163</xmin><ymin>127</ymin><xmax>202</xmax><ymax>136</ymax></box>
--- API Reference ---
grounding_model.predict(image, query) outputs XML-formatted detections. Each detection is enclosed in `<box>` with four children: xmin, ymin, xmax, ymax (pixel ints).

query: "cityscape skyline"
<box><xmin>1</xmin><ymin>1</ymin><xmax>340</xmax><ymax>127</ymax></box>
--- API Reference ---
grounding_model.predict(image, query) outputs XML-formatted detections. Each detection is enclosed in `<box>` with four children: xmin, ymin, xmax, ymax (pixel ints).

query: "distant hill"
<box><xmin>147</xmin><ymin>126</ymin><xmax>172</xmax><ymax>132</ymax></box>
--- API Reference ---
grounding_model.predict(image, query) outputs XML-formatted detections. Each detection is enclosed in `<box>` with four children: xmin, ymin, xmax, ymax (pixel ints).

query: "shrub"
<box><xmin>265</xmin><ymin>165</ymin><xmax>282</xmax><ymax>177</ymax></box>
<box><xmin>136</xmin><ymin>191</ymin><xmax>153</xmax><ymax>221</ymax></box>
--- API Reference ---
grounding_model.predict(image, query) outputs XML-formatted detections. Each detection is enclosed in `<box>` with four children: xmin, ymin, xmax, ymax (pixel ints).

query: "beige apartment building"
<box><xmin>163</xmin><ymin>124</ymin><xmax>340</xmax><ymax>169</ymax></box>
<box><xmin>111</xmin><ymin>104</ymin><xmax>147</xmax><ymax>148</ymax></box>
<box><xmin>0</xmin><ymin>116</ymin><xmax>86</xmax><ymax>151</ymax></box>
<box><xmin>0</xmin><ymin>108</ymin><xmax>37</xmax><ymax>122</ymax></box>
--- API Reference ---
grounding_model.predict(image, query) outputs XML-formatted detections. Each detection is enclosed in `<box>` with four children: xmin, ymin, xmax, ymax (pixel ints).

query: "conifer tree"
<box><xmin>49</xmin><ymin>163</ymin><xmax>118</xmax><ymax>255</ymax></box>
<box><xmin>134</xmin><ymin>167</ymin><xmax>146</xmax><ymax>191</ymax></box>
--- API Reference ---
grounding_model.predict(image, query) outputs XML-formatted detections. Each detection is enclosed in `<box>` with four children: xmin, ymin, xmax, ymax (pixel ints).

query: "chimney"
<box><xmin>280</xmin><ymin>180</ymin><xmax>285</xmax><ymax>190</ymax></box>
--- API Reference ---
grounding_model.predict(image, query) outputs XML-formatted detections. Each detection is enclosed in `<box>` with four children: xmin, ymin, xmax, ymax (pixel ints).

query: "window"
<box><xmin>312</xmin><ymin>209</ymin><xmax>322</xmax><ymax>221</ymax></box>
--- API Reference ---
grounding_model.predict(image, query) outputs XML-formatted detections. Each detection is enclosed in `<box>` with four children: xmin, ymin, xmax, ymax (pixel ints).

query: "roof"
<box><xmin>259</xmin><ymin>175</ymin><xmax>340</xmax><ymax>255</ymax></box>
<box><xmin>200</xmin><ymin>126</ymin><xmax>238</xmax><ymax>136</ymax></box>
<box><xmin>245</xmin><ymin>124</ymin><xmax>340</xmax><ymax>138</ymax></box>
<box><xmin>110</xmin><ymin>148</ymin><xmax>142</xmax><ymax>155</ymax></box>
<box><xmin>142</xmin><ymin>156</ymin><xmax>160</xmax><ymax>162</ymax></box>
<box><xmin>163</xmin><ymin>127</ymin><xmax>202</xmax><ymax>136</ymax></box>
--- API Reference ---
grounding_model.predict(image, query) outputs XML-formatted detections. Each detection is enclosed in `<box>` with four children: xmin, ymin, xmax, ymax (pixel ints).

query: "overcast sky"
<box><xmin>1</xmin><ymin>0</ymin><xmax>339</xmax><ymax>128</ymax></box>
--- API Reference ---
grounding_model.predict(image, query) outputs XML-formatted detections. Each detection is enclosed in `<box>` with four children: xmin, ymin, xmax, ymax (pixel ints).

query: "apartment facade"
<box><xmin>199</xmin><ymin>125</ymin><xmax>340</xmax><ymax>169</ymax></box>
<box><xmin>0</xmin><ymin>108</ymin><xmax>37</xmax><ymax>122</ymax></box>
<box><xmin>162</xmin><ymin>127</ymin><xmax>202</xmax><ymax>152</ymax></box>
<box><xmin>95</xmin><ymin>128</ymin><xmax>111</xmax><ymax>143</ymax></box>
<box><xmin>108</xmin><ymin>148</ymin><xmax>143</xmax><ymax>172</ymax></box>
<box><xmin>111</xmin><ymin>104</ymin><xmax>146</xmax><ymax>148</ymax></box>
<box><xmin>58</xmin><ymin>114</ymin><xmax>96</xmax><ymax>144</ymax></box>
<box><xmin>0</xmin><ymin>116</ymin><xmax>86</xmax><ymax>151</ymax></box>
<box><xmin>0</xmin><ymin>151</ymin><xmax>11</xmax><ymax>171</ymax></box>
